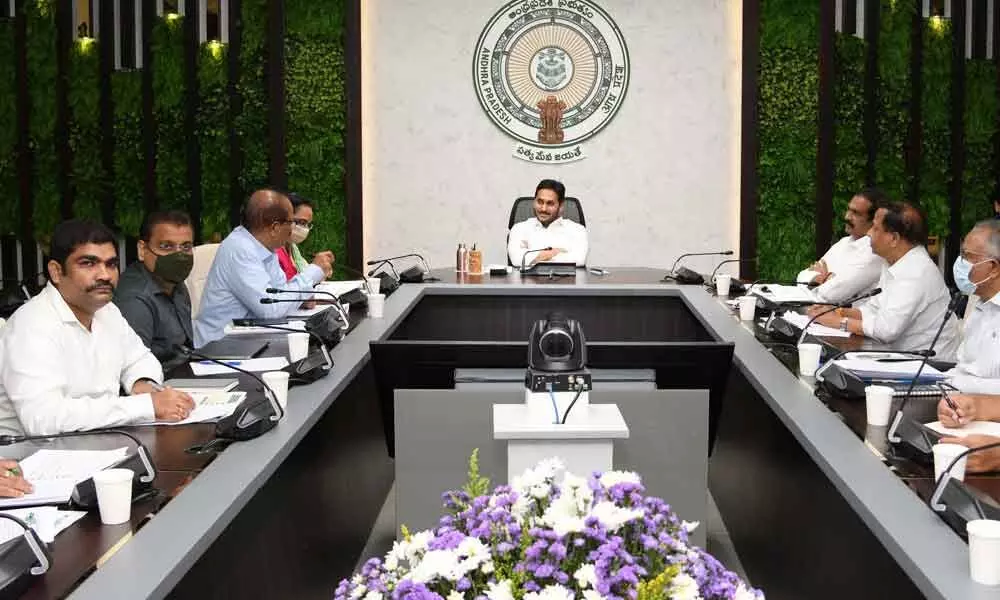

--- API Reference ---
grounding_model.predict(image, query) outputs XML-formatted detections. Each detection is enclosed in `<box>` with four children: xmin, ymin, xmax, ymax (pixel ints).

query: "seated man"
<box><xmin>808</xmin><ymin>200</ymin><xmax>960</xmax><ymax>360</ymax></box>
<box><xmin>797</xmin><ymin>187</ymin><xmax>884</xmax><ymax>304</ymax></box>
<box><xmin>507</xmin><ymin>179</ymin><xmax>588</xmax><ymax>268</ymax></box>
<box><xmin>945</xmin><ymin>219</ymin><xmax>1000</xmax><ymax>394</ymax></box>
<box><xmin>0</xmin><ymin>220</ymin><xmax>194</xmax><ymax>436</ymax></box>
<box><xmin>194</xmin><ymin>189</ymin><xmax>334</xmax><ymax>346</ymax></box>
<box><xmin>114</xmin><ymin>210</ymin><xmax>195</xmax><ymax>371</ymax></box>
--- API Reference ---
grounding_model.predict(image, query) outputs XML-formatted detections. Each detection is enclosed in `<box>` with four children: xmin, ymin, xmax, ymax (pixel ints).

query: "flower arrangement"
<box><xmin>335</xmin><ymin>454</ymin><xmax>763</xmax><ymax>600</ymax></box>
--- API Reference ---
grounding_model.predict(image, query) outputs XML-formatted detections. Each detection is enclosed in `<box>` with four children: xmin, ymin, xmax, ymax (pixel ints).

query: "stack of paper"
<box><xmin>924</xmin><ymin>420</ymin><xmax>1000</xmax><ymax>437</ymax></box>
<box><xmin>753</xmin><ymin>284</ymin><xmax>815</xmax><ymax>304</ymax></box>
<box><xmin>316</xmin><ymin>280</ymin><xmax>364</xmax><ymax>297</ymax></box>
<box><xmin>0</xmin><ymin>447</ymin><xmax>129</xmax><ymax>508</ymax></box>
<box><xmin>138</xmin><ymin>391</ymin><xmax>247</xmax><ymax>426</ymax></box>
<box><xmin>779</xmin><ymin>312</ymin><xmax>851</xmax><ymax>338</ymax></box>
<box><xmin>0</xmin><ymin>506</ymin><xmax>86</xmax><ymax>543</ymax></box>
<box><xmin>190</xmin><ymin>356</ymin><xmax>289</xmax><ymax>375</ymax></box>
<box><xmin>834</xmin><ymin>357</ymin><xmax>945</xmax><ymax>381</ymax></box>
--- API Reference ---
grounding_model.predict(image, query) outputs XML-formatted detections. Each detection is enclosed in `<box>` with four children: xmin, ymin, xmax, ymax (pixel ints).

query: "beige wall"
<box><xmin>362</xmin><ymin>0</ymin><xmax>742</xmax><ymax>273</ymax></box>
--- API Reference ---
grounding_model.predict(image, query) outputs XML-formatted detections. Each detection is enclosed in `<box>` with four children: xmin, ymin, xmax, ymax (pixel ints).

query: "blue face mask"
<box><xmin>953</xmin><ymin>256</ymin><xmax>997</xmax><ymax>294</ymax></box>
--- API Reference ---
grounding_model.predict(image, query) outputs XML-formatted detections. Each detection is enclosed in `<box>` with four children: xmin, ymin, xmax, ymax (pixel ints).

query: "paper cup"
<box><xmin>365</xmin><ymin>277</ymin><xmax>381</xmax><ymax>295</ymax></box>
<box><xmin>968</xmin><ymin>519</ymin><xmax>1000</xmax><ymax>585</ymax></box>
<box><xmin>715</xmin><ymin>273</ymin><xmax>732</xmax><ymax>296</ymax></box>
<box><xmin>262</xmin><ymin>371</ymin><xmax>290</xmax><ymax>411</ymax></box>
<box><xmin>864</xmin><ymin>385</ymin><xmax>895</xmax><ymax>427</ymax></box>
<box><xmin>93</xmin><ymin>468</ymin><xmax>134</xmax><ymax>525</ymax></box>
<box><xmin>368</xmin><ymin>293</ymin><xmax>385</xmax><ymax>318</ymax></box>
<box><xmin>738</xmin><ymin>295</ymin><xmax>758</xmax><ymax>321</ymax></box>
<box><xmin>797</xmin><ymin>343</ymin><xmax>823</xmax><ymax>377</ymax></box>
<box><xmin>933</xmin><ymin>443</ymin><xmax>968</xmax><ymax>483</ymax></box>
<box><xmin>287</xmin><ymin>332</ymin><xmax>310</xmax><ymax>362</ymax></box>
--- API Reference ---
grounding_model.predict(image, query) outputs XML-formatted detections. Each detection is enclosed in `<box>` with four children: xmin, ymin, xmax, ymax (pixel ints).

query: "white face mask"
<box><xmin>289</xmin><ymin>224</ymin><xmax>310</xmax><ymax>244</ymax></box>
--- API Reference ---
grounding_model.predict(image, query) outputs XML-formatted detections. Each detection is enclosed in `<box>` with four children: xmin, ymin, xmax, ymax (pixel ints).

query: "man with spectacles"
<box><xmin>115</xmin><ymin>210</ymin><xmax>196</xmax><ymax>370</ymax></box>
<box><xmin>194</xmin><ymin>189</ymin><xmax>335</xmax><ymax>346</ymax></box>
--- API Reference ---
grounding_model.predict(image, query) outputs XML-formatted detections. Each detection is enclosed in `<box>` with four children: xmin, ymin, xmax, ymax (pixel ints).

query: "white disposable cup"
<box><xmin>864</xmin><ymin>385</ymin><xmax>895</xmax><ymax>426</ymax></box>
<box><xmin>368</xmin><ymin>293</ymin><xmax>385</xmax><ymax>318</ymax></box>
<box><xmin>715</xmin><ymin>273</ymin><xmax>732</xmax><ymax>296</ymax></box>
<box><xmin>287</xmin><ymin>332</ymin><xmax>310</xmax><ymax>362</ymax></box>
<box><xmin>797</xmin><ymin>343</ymin><xmax>823</xmax><ymax>377</ymax></box>
<box><xmin>933</xmin><ymin>443</ymin><xmax>968</xmax><ymax>483</ymax></box>
<box><xmin>738</xmin><ymin>295</ymin><xmax>757</xmax><ymax>321</ymax></box>
<box><xmin>262</xmin><ymin>371</ymin><xmax>290</xmax><ymax>411</ymax></box>
<box><xmin>93</xmin><ymin>468</ymin><xmax>134</xmax><ymax>525</ymax></box>
<box><xmin>365</xmin><ymin>277</ymin><xmax>381</xmax><ymax>294</ymax></box>
<box><xmin>967</xmin><ymin>519</ymin><xmax>1000</xmax><ymax>585</ymax></box>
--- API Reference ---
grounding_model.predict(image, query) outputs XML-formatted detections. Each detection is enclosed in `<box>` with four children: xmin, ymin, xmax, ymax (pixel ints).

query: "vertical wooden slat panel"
<box><xmin>99</xmin><ymin>0</ymin><xmax>116</xmax><ymax>227</ymax></box>
<box><xmin>739</xmin><ymin>0</ymin><xmax>760</xmax><ymax>280</ymax></box>
<box><xmin>907</xmin><ymin>0</ymin><xmax>924</xmax><ymax>205</ymax></box>
<box><xmin>817</xmin><ymin>0</ymin><xmax>836</xmax><ymax>256</ymax></box>
<box><xmin>142</xmin><ymin>0</ymin><xmax>156</xmax><ymax>212</ymax></box>
<box><xmin>227</xmin><ymin>0</ymin><xmax>243</xmax><ymax>227</ymax></box>
<box><xmin>183</xmin><ymin>0</ymin><xmax>203</xmax><ymax>240</ymax></box>
<box><xmin>345</xmin><ymin>0</ymin><xmax>363</xmax><ymax>270</ymax></box>
<box><xmin>949</xmin><ymin>0</ymin><xmax>968</xmax><ymax>283</ymax></box>
<box><xmin>55</xmin><ymin>0</ymin><xmax>73</xmax><ymax>219</ymax></box>
<box><xmin>863</xmin><ymin>0</ymin><xmax>880</xmax><ymax>186</ymax></box>
<box><xmin>266</xmin><ymin>0</ymin><xmax>286</xmax><ymax>189</ymax></box>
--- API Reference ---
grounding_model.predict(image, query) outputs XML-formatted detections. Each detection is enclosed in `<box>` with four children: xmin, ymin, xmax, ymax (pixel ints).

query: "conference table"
<box><xmin>10</xmin><ymin>267</ymin><xmax>997</xmax><ymax>600</ymax></box>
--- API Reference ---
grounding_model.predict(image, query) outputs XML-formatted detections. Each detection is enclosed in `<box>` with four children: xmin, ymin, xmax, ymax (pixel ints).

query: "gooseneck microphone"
<box><xmin>332</xmin><ymin>263</ymin><xmax>374</xmax><ymax>294</ymax></box>
<box><xmin>263</xmin><ymin>288</ymin><xmax>350</xmax><ymax>329</ymax></box>
<box><xmin>520</xmin><ymin>247</ymin><xmax>554</xmax><ymax>272</ymax></box>
<box><xmin>175</xmin><ymin>345</ymin><xmax>283</xmax><ymax>440</ymax></box>
<box><xmin>929</xmin><ymin>440</ymin><xmax>1000</xmax><ymax>512</ymax></box>
<box><xmin>0</xmin><ymin>512</ymin><xmax>51</xmax><ymax>581</ymax></box>
<box><xmin>0</xmin><ymin>429</ymin><xmax>155</xmax><ymax>485</ymax></box>
<box><xmin>746</xmin><ymin>278</ymin><xmax>821</xmax><ymax>293</ymax></box>
<box><xmin>794</xmin><ymin>287</ymin><xmax>882</xmax><ymax>346</ymax></box>
<box><xmin>887</xmin><ymin>292</ymin><xmax>964</xmax><ymax>445</ymax></box>
<box><xmin>235</xmin><ymin>322</ymin><xmax>333</xmax><ymax>371</ymax></box>
<box><xmin>366</xmin><ymin>253</ymin><xmax>436</xmax><ymax>282</ymax></box>
<box><xmin>669</xmin><ymin>250</ymin><xmax>733</xmax><ymax>275</ymax></box>
<box><xmin>708</xmin><ymin>257</ymin><xmax>758</xmax><ymax>288</ymax></box>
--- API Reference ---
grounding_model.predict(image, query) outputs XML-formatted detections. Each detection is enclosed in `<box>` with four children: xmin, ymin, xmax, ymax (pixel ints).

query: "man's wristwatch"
<box><xmin>839</xmin><ymin>317</ymin><xmax>849</xmax><ymax>332</ymax></box>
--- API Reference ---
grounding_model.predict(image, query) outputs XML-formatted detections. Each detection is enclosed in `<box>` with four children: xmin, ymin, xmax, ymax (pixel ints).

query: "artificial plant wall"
<box><xmin>758</xmin><ymin>0</ymin><xmax>998</xmax><ymax>280</ymax></box>
<box><xmin>0</xmin><ymin>0</ymin><xmax>347</xmax><ymax>262</ymax></box>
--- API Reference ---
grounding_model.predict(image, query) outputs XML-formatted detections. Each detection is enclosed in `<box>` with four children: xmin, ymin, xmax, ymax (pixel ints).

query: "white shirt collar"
<box><xmin>887</xmin><ymin>245</ymin><xmax>927</xmax><ymax>277</ymax></box>
<box><xmin>42</xmin><ymin>282</ymin><xmax>83</xmax><ymax>325</ymax></box>
<box><xmin>848</xmin><ymin>235</ymin><xmax>872</xmax><ymax>249</ymax></box>
<box><xmin>529</xmin><ymin>217</ymin><xmax>565</xmax><ymax>229</ymax></box>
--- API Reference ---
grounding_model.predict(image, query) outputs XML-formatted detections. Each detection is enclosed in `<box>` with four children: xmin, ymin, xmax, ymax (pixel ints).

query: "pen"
<box><xmin>939</xmin><ymin>386</ymin><xmax>961</xmax><ymax>418</ymax></box>
<box><xmin>198</xmin><ymin>360</ymin><xmax>242</xmax><ymax>366</ymax></box>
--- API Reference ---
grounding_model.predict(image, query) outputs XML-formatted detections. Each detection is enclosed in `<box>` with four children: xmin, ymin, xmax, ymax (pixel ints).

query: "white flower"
<box><xmin>541</xmin><ymin>475</ymin><xmax>594</xmax><ymax>535</ymax></box>
<box><xmin>573</xmin><ymin>564</ymin><xmax>598</xmax><ymax>589</ymax></box>
<box><xmin>408</xmin><ymin>549</ymin><xmax>461</xmax><ymax>583</ymax></box>
<box><xmin>590</xmin><ymin>500</ymin><xmax>644</xmax><ymax>532</ymax></box>
<box><xmin>363</xmin><ymin>592</ymin><xmax>384</xmax><ymax>600</ymax></box>
<box><xmin>524</xmin><ymin>583</ymin><xmax>574</xmax><ymax>600</ymax></box>
<box><xmin>682</xmin><ymin>520</ymin><xmax>701</xmax><ymax>534</ymax></box>
<box><xmin>582</xmin><ymin>591</ymin><xmax>603</xmax><ymax>600</ymax></box>
<box><xmin>535</xmin><ymin>457</ymin><xmax>564</xmax><ymax>479</ymax></box>
<box><xmin>349</xmin><ymin>584</ymin><xmax>366</xmax><ymax>600</ymax></box>
<box><xmin>485</xmin><ymin>579</ymin><xmax>515</xmax><ymax>600</ymax></box>
<box><xmin>598</xmin><ymin>470</ymin><xmax>641</xmax><ymax>488</ymax></box>
<box><xmin>447</xmin><ymin>593</ymin><xmax>463</xmax><ymax>600</ymax></box>
<box><xmin>669</xmin><ymin>573</ymin><xmax>702</xmax><ymax>600</ymax></box>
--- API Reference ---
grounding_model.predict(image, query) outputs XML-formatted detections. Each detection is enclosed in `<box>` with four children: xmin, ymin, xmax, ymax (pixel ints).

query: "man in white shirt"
<box><xmin>0</xmin><ymin>220</ymin><xmax>195</xmax><ymax>436</ymax></box>
<box><xmin>507</xmin><ymin>179</ymin><xmax>588</xmax><ymax>268</ymax></box>
<box><xmin>797</xmin><ymin>188</ymin><xmax>885</xmax><ymax>304</ymax></box>
<box><xmin>808</xmin><ymin>200</ymin><xmax>960</xmax><ymax>359</ymax></box>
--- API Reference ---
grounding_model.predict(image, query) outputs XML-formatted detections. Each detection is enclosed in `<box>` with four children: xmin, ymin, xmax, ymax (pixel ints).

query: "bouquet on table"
<box><xmin>335</xmin><ymin>455</ymin><xmax>763</xmax><ymax>600</ymax></box>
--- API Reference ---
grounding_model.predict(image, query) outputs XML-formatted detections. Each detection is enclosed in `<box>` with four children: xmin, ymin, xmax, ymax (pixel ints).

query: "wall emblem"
<box><xmin>473</xmin><ymin>0</ymin><xmax>630</xmax><ymax>164</ymax></box>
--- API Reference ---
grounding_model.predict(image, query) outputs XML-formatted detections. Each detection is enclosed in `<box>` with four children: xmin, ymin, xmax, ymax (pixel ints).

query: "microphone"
<box><xmin>887</xmin><ymin>292</ymin><xmax>964</xmax><ymax>447</ymax></box>
<box><xmin>0</xmin><ymin>512</ymin><xmax>52</xmax><ymax>592</ymax></box>
<box><xmin>707</xmin><ymin>257</ymin><xmax>757</xmax><ymax>289</ymax></box>
<box><xmin>929</xmin><ymin>440</ymin><xmax>1000</xmax><ymax>514</ymax></box>
<box><xmin>745</xmin><ymin>278</ymin><xmax>821</xmax><ymax>293</ymax></box>
<box><xmin>0</xmin><ymin>429</ymin><xmax>156</xmax><ymax>510</ymax></box>
<box><xmin>794</xmin><ymin>287</ymin><xmax>882</xmax><ymax>346</ymax></box>
<box><xmin>175</xmin><ymin>345</ymin><xmax>283</xmax><ymax>440</ymax></box>
<box><xmin>366</xmin><ymin>253</ymin><xmax>436</xmax><ymax>283</ymax></box>
<box><xmin>520</xmin><ymin>247</ymin><xmax>553</xmax><ymax>272</ymax></box>
<box><xmin>331</xmin><ymin>263</ymin><xmax>374</xmax><ymax>294</ymax></box>
<box><xmin>668</xmin><ymin>250</ymin><xmax>733</xmax><ymax>275</ymax></box>
<box><xmin>233</xmin><ymin>322</ymin><xmax>333</xmax><ymax>383</ymax></box>
<box><xmin>262</xmin><ymin>288</ymin><xmax>349</xmax><ymax>329</ymax></box>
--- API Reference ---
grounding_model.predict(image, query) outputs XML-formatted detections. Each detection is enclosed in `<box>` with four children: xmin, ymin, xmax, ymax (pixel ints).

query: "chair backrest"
<box><xmin>507</xmin><ymin>196</ymin><xmax>586</xmax><ymax>229</ymax></box>
<box><xmin>186</xmin><ymin>243</ymin><xmax>220</xmax><ymax>319</ymax></box>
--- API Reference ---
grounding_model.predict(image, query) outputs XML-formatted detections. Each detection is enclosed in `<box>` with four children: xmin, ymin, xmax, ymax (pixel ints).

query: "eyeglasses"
<box><xmin>292</xmin><ymin>219</ymin><xmax>314</xmax><ymax>229</ymax></box>
<box><xmin>153</xmin><ymin>242</ymin><xmax>194</xmax><ymax>253</ymax></box>
<box><xmin>961</xmin><ymin>249</ymin><xmax>994</xmax><ymax>262</ymax></box>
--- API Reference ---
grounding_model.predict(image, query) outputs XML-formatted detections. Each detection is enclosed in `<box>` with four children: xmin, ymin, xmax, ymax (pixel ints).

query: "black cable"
<box><xmin>560</xmin><ymin>384</ymin><xmax>585</xmax><ymax>425</ymax></box>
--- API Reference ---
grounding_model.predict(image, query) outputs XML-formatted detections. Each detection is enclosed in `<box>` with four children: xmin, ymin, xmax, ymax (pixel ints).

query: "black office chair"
<box><xmin>506</xmin><ymin>197</ymin><xmax>586</xmax><ymax>267</ymax></box>
<box><xmin>507</xmin><ymin>196</ymin><xmax>586</xmax><ymax>229</ymax></box>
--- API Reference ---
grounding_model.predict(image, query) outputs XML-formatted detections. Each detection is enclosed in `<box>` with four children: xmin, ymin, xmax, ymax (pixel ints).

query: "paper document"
<box><xmin>0</xmin><ymin>506</ymin><xmax>86</xmax><ymax>544</ymax></box>
<box><xmin>316</xmin><ymin>280</ymin><xmax>364</xmax><ymax>296</ymax></box>
<box><xmin>138</xmin><ymin>391</ymin><xmax>247</xmax><ymax>426</ymax></box>
<box><xmin>224</xmin><ymin>321</ymin><xmax>305</xmax><ymax>336</ymax></box>
<box><xmin>288</xmin><ymin>305</ymin><xmax>334</xmax><ymax>318</ymax></box>
<box><xmin>833</xmin><ymin>357</ymin><xmax>945</xmax><ymax>380</ymax></box>
<box><xmin>190</xmin><ymin>356</ymin><xmax>289</xmax><ymax>376</ymax></box>
<box><xmin>0</xmin><ymin>447</ymin><xmax>129</xmax><ymax>508</ymax></box>
<box><xmin>779</xmin><ymin>312</ymin><xmax>851</xmax><ymax>338</ymax></box>
<box><xmin>752</xmin><ymin>284</ymin><xmax>815</xmax><ymax>303</ymax></box>
<box><xmin>924</xmin><ymin>420</ymin><xmax>1000</xmax><ymax>438</ymax></box>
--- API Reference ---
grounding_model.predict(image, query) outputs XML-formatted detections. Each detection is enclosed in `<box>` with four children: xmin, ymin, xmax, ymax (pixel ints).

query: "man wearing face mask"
<box><xmin>114</xmin><ymin>211</ymin><xmax>195</xmax><ymax>371</ymax></box>
<box><xmin>194</xmin><ymin>189</ymin><xmax>334</xmax><ymax>346</ymax></box>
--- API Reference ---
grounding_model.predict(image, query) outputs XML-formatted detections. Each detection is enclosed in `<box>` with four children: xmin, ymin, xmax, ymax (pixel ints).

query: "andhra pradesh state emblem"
<box><xmin>473</xmin><ymin>0</ymin><xmax>631</xmax><ymax>164</ymax></box>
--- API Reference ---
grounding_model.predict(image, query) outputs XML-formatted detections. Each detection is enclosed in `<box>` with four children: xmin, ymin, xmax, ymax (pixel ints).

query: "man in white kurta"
<box><xmin>507</xmin><ymin>179</ymin><xmax>588</xmax><ymax>268</ymax></box>
<box><xmin>797</xmin><ymin>189</ymin><xmax>884</xmax><ymax>304</ymax></box>
<box><xmin>0</xmin><ymin>220</ymin><xmax>194</xmax><ymax>436</ymax></box>
<box><xmin>809</xmin><ymin>201</ymin><xmax>960</xmax><ymax>360</ymax></box>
